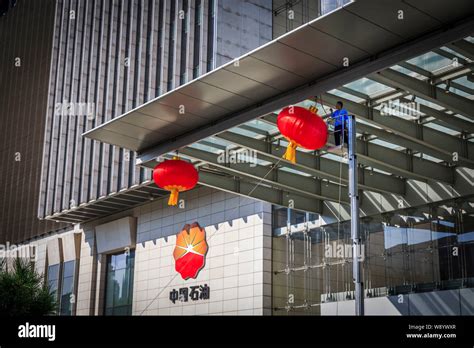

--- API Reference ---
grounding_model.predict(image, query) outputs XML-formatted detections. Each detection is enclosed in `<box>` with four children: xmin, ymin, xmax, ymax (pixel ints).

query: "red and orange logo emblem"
<box><xmin>173</xmin><ymin>222</ymin><xmax>208</xmax><ymax>280</ymax></box>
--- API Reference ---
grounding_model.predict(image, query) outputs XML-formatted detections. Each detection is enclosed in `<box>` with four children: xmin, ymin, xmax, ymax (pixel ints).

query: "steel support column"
<box><xmin>349</xmin><ymin>115</ymin><xmax>364</xmax><ymax>316</ymax></box>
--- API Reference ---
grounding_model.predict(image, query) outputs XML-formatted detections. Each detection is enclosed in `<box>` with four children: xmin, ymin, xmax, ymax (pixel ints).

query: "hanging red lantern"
<box><xmin>153</xmin><ymin>157</ymin><xmax>199</xmax><ymax>206</ymax></box>
<box><xmin>277</xmin><ymin>105</ymin><xmax>328</xmax><ymax>163</ymax></box>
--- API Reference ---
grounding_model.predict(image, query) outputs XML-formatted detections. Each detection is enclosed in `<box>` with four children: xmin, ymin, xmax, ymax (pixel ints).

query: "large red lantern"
<box><xmin>277</xmin><ymin>105</ymin><xmax>328</xmax><ymax>163</ymax></box>
<box><xmin>153</xmin><ymin>157</ymin><xmax>199</xmax><ymax>206</ymax></box>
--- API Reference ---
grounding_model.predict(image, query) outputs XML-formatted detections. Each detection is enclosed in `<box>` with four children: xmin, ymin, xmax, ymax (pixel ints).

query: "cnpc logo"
<box><xmin>173</xmin><ymin>222</ymin><xmax>208</xmax><ymax>280</ymax></box>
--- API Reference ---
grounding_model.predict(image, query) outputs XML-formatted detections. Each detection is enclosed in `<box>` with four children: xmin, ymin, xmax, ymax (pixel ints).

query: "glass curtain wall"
<box><xmin>104</xmin><ymin>250</ymin><xmax>136</xmax><ymax>315</ymax></box>
<box><xmin>47</xmin><ymin>263</ymin><xmax>61</xmax><ymax>307</ymax></box>
<box><xmin>272</xmin><ymin>196</ymin><xmax>474</xmax><ymax>315</ymax></box>
<box><xmin>59</xmin><ymin>260</ymin><xmax>77</xmax><ymax>315</ymax></box>
<box><xmin>47</xmin><ymin>260</ymin><xmax>78</xmax><ymax>315</ymax></box>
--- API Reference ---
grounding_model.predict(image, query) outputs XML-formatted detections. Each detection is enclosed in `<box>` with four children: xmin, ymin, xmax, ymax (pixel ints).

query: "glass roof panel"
<box><xmin>414</xmin><ymin>96</ymin><xmax>445</xmax><ymax>110</ymax></box>
<box><xmin>406</xmin><ymin>51</ymin><xmax>454</xmax><ymax>74</ymax></box>
<box><xmin>279</xmin><ymin>166</ymin><xmax>313</xmax><ymax>177</ymax></box>
<box><xmin>376</xmin><ymin>98</ymin><xmax>423</xmax><ymax>120</ymax></box>
<box><xmin>228</xmin><ymin>126</ymin><xmax>264</xmax><ymax>138</ymax></box>
<box><xmin>321</xmin><ymin>152</ymin><xmax>346</xmax><ymax>163</ymax></box>
<box><xmin>252</xmin><ymin>157</ymin><xmax>272</xmax><ymax>167</ymax></box>
<box><xmin>370</xmin><ymin>138</ymin><xmax>403</xmax><ymax>151</ymax></box>
<box><xmin>423</xmin><ymin>122</ymin><xmax>460</xmax><ymax>136</ymax></box>
<box><xmin>438</xmin><ymin>83</ymin><xmax>473</xmax><ymax>99</ymax></box>
<box><xmin>453</xmin><ymin>76</ymin><xmax>474</xmax><ymax>90</ymax></box>
<box><xmin>371</xmin><ymin>167</ymin><xmax>392</xmax><ymax>175</ymax></box>
<box><xmin>327</xmin><ymin>88</ymin><xmax>365</xmax><ymax>103</ymax></box>
<box><xmin>416</xmin><ymin>153</ymin><xmax>443</xmax><ymax>163</ymax></box>
<box><xmin>245</xmin><ymin>119</ymin><xmax>279</xmax><ymax>134</ymax></box>
<box><xmin>188</xmin><ymin>142</ymin><xmax>223</xmax><ymax>154</ymax></box>
<box><xmin>392</xmin><ymin>64</ymin><xmax>426</xmax><ymax>79</ymax></box>
<box><xmin>453</xmin><ymin>113</ymin><xmax>474</xmax><ymax>123</ymax></box>
<box><xmin>343</xmin><ymin>77</ymin><xmax>394</xmax><ymax>98</ymax></box>
<box><xmin>438</xmin><ymin>46</ymin><xmax>471</xmax><ymax>62</ymax></box>
<box><xmin>206</xmin><ymin>136</ymin><xmax>234</xmax><ymax>148</ymax></box>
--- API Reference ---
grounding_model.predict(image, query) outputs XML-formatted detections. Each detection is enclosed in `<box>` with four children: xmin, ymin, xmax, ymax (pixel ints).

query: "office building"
<box><xmin>1</xmin><ymin>0</ymin><xmax>473</xmax><ymax>316</ymax></box>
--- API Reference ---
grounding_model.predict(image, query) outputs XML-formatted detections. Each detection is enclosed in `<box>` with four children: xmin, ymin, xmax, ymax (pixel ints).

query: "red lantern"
<box><xmin>153</xmin><ymin>157</ymin><xmax>199</xmax><ymax>206</ymax></box>
<box><xmin>277</xmin><ymin>105</ymin><xmax>328</xmax><ymax>163</ymax></box>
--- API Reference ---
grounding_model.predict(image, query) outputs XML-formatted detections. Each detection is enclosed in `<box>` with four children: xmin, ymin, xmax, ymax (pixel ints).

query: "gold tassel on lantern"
<box><xmin>308</xmin><ymin>105</ymin><xmax>318</xmax><ymax>114</ymax></box>
<box><xmin>168</xmin><ymin>187</ymin><xmax>179</xmax><ymax>206</ymax></box>
<box><xmin>283</xmin><ymin>140</ymin><xmax>298</xmax><ymax>164</ymax></box>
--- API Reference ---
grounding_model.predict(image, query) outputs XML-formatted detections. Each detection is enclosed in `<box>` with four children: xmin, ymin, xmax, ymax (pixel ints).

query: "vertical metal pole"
<box><xmin>348</xmin><ymin>115</ymin><xmax>364</xmax><ymax>315</ymax></box>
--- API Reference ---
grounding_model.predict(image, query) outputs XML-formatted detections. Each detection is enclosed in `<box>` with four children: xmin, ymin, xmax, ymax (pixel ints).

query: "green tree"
<box><xmin>0</xmin><ymin>258</ymin><xmax>57</xmax><ymax>315</ymax></box>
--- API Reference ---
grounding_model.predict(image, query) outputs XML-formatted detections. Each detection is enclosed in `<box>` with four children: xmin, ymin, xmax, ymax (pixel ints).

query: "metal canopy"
<box><xmin>83</xmin><ymin>0</ymin><xmax>474</xmax><ymax>159</ymax></box>
<box><xmin>54</xmin><ymin>0</ymin><xmax>474</xmax><ymax>225</ymax></box>
<box><xmin>45</xmin><ymin>183</ymin><xmax>168</xmax><ymax>225</ymax></box>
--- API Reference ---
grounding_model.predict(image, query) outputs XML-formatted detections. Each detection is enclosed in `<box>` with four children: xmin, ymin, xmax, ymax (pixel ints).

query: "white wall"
<box><xmin>132</xmin><ymin>186</ymin><xmax>273</xmax><ymax>315</ymax></box>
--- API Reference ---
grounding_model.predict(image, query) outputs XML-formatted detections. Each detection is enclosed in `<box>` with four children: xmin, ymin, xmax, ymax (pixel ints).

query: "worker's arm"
<box><xmin>327</xmin><ymin>109</ymin><xmax>335</xmax><ymax>124</ymax></box>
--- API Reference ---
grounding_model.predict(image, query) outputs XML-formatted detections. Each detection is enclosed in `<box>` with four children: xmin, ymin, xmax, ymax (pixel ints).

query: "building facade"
<box><xmin>0</xmin><ymin>0</ymin><xmax>66</xmax><ymax>244</ymax></box>
<box><xmin>33</xmin><ymin>186</ymin><xmax>273</xmax><ymax>315</ymax></box>
<box><xmin>38</xmin><ymin>0</ymin><xmax>272</xmax><ymax>227</ymax></box>
<box><xmin>1</xmin><ymin>0</ymin><xmax>473</xmax><ymax>317</ymax></box>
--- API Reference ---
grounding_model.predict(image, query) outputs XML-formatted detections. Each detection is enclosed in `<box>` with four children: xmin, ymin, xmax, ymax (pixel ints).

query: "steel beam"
<box><xmin>449</xmin><ymin>80</ymin><xmax>474</xmax><ymax>95</ymax></box>
<box><xmin>198</xmin><ymin>170</ymin><xmax>323</xmax><ymax>214</ymax></box>
<box><xmin>370</xmin><ymin>68</ymin><xmax>474</xmax><ymax>121</ymax></box>
<box><xmin>106</xmin><ymin>194</ymin><xmax>145</xmax><ymax>204</ymax></box>
<box><xmin>47</xmin><ymin>215</ymin><xmax>81</xmax><ymax>224</ymax></box>
<box><xmin>64</xmin><ymin>209</ymin><xmax>99</xmax><ymax>218</ymax></box>
<box><xmin>348</xmin><ymin>115</ymin><xmax>364</xmax><ymax>316</ymax></box>
<box><xmin>399</xmin><ymin>50</ymin><xmax>473</xmax><ymax>84</ymax></box>
<box><xmin>59</xmin><ymin>211</ymin><xmax>98</xmax><ymax>220</ymax></box>
<box><xmin>89</xmin><ymin>199</ymin><xmax>130</xmax><ymax>209</ymax></box>
<box><xmin>139</xmin><ymin>157</ymin><xmax>324</xmax><ymax>214</ymax></box>
<box><xmin>433</xmin><ymin>47</ymin><xmax>471</xmax><ymax>66</ymax></box>
<box><xmin>175</xmin><ymin>146</ymin><xmax>350</xmax><ymax>204</ymax></box>
<box><xmin>77</xmin><ymin>203</ymin><xmax>116</xmax><ymax>213</ymax></box>
<box><xmin>399</xmin><ymin>61</ymin><xmax>432</xmax><ymax>78</ymax></box>
<box><xmin>260</xmin><ymin>114</ymin><xmax>455</xmax><ymax>184</ymax></box>
<box><xmin>342</xmin><ymin>61</ymin><xmax>473</xmax><ymax>133</ymax></box>
<box><xmin>430</xmin><ymin>63</ymin><xmax>474</xmax><ymax>85</ymax></box>
<box><xmin>322</xmin><ymin>93</ymin><xmax>474</xmax><ymax>169</ymax></box>
<box><xmin>401</xmin><ymin>97</ymin><xmax>474</xmax><ymax>133</ymax></box>
<box><xmin>447</xmin><ymin>39</ymin><xmax>474</xmax><ymax>61</ymax></box>
<box><xmin>213</xmin><ymin>128</ymin><xmax>405</xmax><ymax>195</ymax></box>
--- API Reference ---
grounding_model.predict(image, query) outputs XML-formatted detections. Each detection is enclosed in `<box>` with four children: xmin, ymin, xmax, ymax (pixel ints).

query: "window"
<box><xmin>167</xmin><ymin>1</ymin><xmax>177</xmax><ymax>91</ymax></box>
<box><xmin>47</xmin><ymin>260</ymin><xmax>78</xmax><ymax>316</ymax></box>
<box><xmin>206</xmin><ymin>0</ymin><xmax>215</xmax><ymax>71</ymax></box>
<box><xmin>192</xmin><ymin>0</ymin><xmax>202</xmax><ymax>78</ymax></box>
<box><xmin>155</xmin><ymin>0</ymin><xmax>165</xmax><ymax>96</ymax></box>
<box><xmin>104</xmin><ymin>250</ymin><xmax>135</xmax><ymax>315</ymax></box>
<box><xmin>321</xmin><ymin>0</ymin><xmax>351</xmax><ymax>15</ymax></box>
<box><xmin>59</xmin><ymin>260</ymin><xmax>77</xmax><ymax>315</ymax></box>
<box><xmin>47</xmin><ymin>264</ymin><xmax>61</xmax><ymax>305</ymax></box>
<box><xmin>179</xmin><ymin>0</ymin><xmax>189</xmax><ymax>85</ymax></box>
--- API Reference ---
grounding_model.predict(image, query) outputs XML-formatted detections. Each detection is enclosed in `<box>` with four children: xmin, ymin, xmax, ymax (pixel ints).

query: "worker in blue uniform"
<box><xmin>330</xmin><ymin>101</ymin><xmax>349</xmax><ymax>147</ymax></box>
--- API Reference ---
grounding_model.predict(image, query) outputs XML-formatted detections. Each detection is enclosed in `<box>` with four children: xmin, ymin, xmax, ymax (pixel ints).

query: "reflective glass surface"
<box><xmin>272</xmin><ymin>196</ymin><xmax>474</xmax><ymax>315</ymax></box>
<box><xmin>104</xmin><ymin>250</ymin><xmax>135</xmax><ymax>315</ymax></box>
